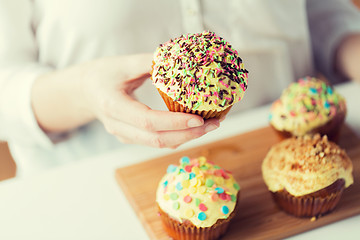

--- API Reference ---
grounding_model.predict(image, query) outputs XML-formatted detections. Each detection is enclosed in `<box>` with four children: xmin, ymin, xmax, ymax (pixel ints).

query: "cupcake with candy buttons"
<box><xmin>151</xmin><ymin>31</ymin><xmax>248</xmax><ymax>119</ymax></box>
<box><xmin>156</xmin><ymin>156</ymin><xmax>240</xmax><ymax>240</ymax></box>
<box><xmin>269</xmin><ymin>77</ymin><xmax>347</xmax><ymax>142</ymax></box>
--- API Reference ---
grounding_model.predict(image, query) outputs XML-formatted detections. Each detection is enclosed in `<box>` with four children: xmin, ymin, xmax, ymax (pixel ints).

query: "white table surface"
<box><xmin>0</xmin><ymin>82</ymin><xmax>359</xmax><ymax>240</ymax></box>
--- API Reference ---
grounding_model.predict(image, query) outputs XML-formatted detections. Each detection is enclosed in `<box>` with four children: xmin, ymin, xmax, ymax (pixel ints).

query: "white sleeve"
<box><xmin>307</xmin><ymin>0</ymin><xmax>360</xmax><ymax>84</ymax></box>
<box><xmin>0</xmin><ymin>0</ymin><xmax>54</xmax><ymax>147</ymax></box>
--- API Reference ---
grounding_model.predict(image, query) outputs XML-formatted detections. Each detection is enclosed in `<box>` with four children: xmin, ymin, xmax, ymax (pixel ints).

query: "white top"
<box><xmin>0</xmin><ymin>82</ymin><xmax>359</xmax><ymax>239</ymax></box>
<box><xmin>0</xmin><ymin>0</ymin><xmax>359</xmax><ymax>178</ymax></box>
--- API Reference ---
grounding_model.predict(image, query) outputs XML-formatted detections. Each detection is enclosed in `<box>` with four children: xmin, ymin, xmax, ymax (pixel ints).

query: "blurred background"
<box><xmin>0</xmin><ymin>0</ymin><xmax>359</xmax><ymax>182</ymax></box>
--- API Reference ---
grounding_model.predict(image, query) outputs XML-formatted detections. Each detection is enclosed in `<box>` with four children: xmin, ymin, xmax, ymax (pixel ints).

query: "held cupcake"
<box><xmin>156</xmin><ymin>156</ymin><xmax>240</xmax><ymax>240</ymax></box>
<box><xmin>262</xmin><ymin>134</ymin><xmax>353</xmax><ymax>217</ymax></box>
<box><xmin>269</xmin><ymin>77</ymin><xmax>347</xmax><ymax>142</ymax></box>
<box><xmin>151</xmin><ymin>31</ymin><xmax>249</xmax><ymax>119</ymax></box>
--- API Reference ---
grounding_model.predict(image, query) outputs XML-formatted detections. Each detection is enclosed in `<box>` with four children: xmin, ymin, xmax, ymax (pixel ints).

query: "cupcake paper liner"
<box><xmin>158</xmin><ymin>204</ymin><xmax>237</xmax><ymax>240</ymax></box>
<box><xmin>270</xmin><ymin>110</ymin><xmax>346</xmax><ymax>143</ymax></box>
<box><xmin>157</xmin><ymin>89</ymin><xmax>232</xmax><ymax>120</ymax></box>
<box><xmin>271</xmin><ymin>179</ymin><xmax>345</xmax><ymax>217</ymax></box>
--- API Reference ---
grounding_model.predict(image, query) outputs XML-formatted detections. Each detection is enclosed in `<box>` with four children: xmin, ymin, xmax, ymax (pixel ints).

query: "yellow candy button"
<box><xmin>185</xmin><ymin>209</ymin><xmax>194</xmax><ymax>218</ymax></box>
<box><xmin>182</xmin><ymin>180</ymin><xmax>190</xmax><ymax>188</ymax></box>
<box><xmin>190</xmin><ymin>178</ymin><xmax>197</xmax><ymax>187</ymax></box>
<box><xmin>215</xmin><ymin>177</ymin><xmax>224</xmax><ymax>185</ymax></box>
<box><xmin>198</xmin><ymin>156</ymin><xmax>206</xmax><ymax>165</ymax></box>
<box><xmin>199</xmin><ymin>186</ymin><xmax>206</xmax><ymax>194</ymax></box>
<box><xmin>192</xmin><ymin>167</ymin><xmax>200</xmax><ymax>174</ymax></box>
<box><xmin>190</xmin><ymin>187</ymin><xmax>197</xmax><ymax>194</ymax></box>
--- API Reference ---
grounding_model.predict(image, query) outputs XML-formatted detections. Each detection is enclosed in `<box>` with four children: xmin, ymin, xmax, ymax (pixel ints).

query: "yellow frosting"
<box><xmin>270</xmin><ymin>77</ymin><xmax>346</xmax><ymax>136</ymax></box>
<box><xmin>156</xmin><ymin>156</ymin><xmax>240</xmax><ymax>228</ymax></box>
<box><xmin>262</xmin><ymin>135</ymin><xmax>353</xmax><ymax>197</ymax></box>
<box><xmin>152</xmin><ymin>31</ymin><xmax>248</xmax><ymax>111</ymax></box>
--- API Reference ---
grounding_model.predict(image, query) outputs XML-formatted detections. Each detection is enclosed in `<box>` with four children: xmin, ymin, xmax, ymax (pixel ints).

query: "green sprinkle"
<box><xmin>170</xmin><ymin>192</ymin><xmax>179</xmax><ymax>200</ymax></box>
<box><xmin>213</xmin><ymin>165</ymin><xmax>221</xmax><ymax>169</ymax></box>
<box><xmin>195</xmin><ymin>198</ymin><xmax>201</xmax><ymax>206</ymax></box>
<box><xmin>192</xmin><ymin>102</ymin><xmax>201</xmax><ymax>110</ymax></box>
<box><xmin>231</xmin><ymin>194</ymin><xmax>237</xmax><ymax>202</ymax></box>
<box><xmin>173</xmin><ymin>201</ymin><xmax>180</xmax><ymax>210</ymax></box>
<box><xmin>200</xmin><ymin>165</ymin><xmax>209</xmax><ymax>170</ymax></box>
<box><xmin>233</xmin><ymin>183</ymin><xmax>240</xmax><ymax>191</ymax></box>
<box><xmin>205</xmin><ymin>179</ymin><xmax>214</xmax><ymax>187</ymax></box>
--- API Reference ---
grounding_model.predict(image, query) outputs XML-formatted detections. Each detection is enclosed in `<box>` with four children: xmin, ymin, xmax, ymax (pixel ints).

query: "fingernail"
<box><xmin>205</xmin><ymin>123</ymin><xmax>219</xmax><ymax>133</ymax></box>
<box><xmin>188</xmin><ymin>118</ymin><xmax>203</xmax><ymax>128</ymax></box>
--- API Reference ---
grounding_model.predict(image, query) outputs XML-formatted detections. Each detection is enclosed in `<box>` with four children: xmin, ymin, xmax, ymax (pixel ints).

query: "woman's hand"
<box><xmin>32</xmin><ymin>54</ymin><xmax>220</xmax><ymax>148</ymax></box>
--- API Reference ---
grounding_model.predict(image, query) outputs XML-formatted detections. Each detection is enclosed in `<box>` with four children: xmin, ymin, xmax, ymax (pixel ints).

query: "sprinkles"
<box><xmin>199</xmin><ymin>203</ymin><xmax>208</xmax><ymax>211</ymax></box>
<box><xmin>221</xmin><ymin>206</ymin><xmax>229</xmax><ymax>215</ymax></box>
<box><xmin>151</xmin><ymin>31</ymin><xmax>248</xmax><ymax>111</ymax></box>
<box><xmin>167</xmin><ymin>165</ymin><xmax>177</xmax><ymax>173</ymax></box>
<box><xmin>157</xmin><ymin>156</ymin><xmax>240</xmax><ymax>227</ymax></box>
<box><xmin>183</xmin><ymin>195</ymin><xmax>192</xmax><ymax>203</ymax></box>
<box><xmin>269</xmin><ymin>76</ymin><xmax>346</xmax><ymax>136</ymax></box>
<box><xmin>198</xmin><ymin>212</ymin><xmax>207</xmax><ymax>221</ymax></box>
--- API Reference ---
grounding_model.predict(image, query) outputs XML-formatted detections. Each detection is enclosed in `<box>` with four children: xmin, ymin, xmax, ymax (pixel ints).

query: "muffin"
<box><xmin>269</xmin><ymin>77</ymin><xmax>347</xmax><ymax>142</ymax></box>
<box><xmin>156</xmin><ymin>156</ymin><xmax>240</xmax><ymax>240</ymax></box>
<box><xmin>151</xmin><ymin>31</ymin><xmax>248</xmax><ymax>119</ymax></box>
<box><xmin>262</xmin><ymin>134</ymin><xmax>353</xmax><ymax>217</ymax></box>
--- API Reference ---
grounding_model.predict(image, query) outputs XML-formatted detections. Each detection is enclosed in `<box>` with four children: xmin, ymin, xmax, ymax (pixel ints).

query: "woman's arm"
<box><xmin>336</xmin><ymin>34</ymin><xmax>360</xmax><ymax>83</ymax></box>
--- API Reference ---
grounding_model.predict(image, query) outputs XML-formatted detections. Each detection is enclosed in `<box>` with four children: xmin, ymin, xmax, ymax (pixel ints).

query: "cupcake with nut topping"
<box><xmin>262</xmin><ymin>134</ymin><xmax>353</xmax><ymax>217</ymax></box>
<box><xmin>156</xmin><ymin>156</ymin><xmax>240</xmax><ymax>240</ymax></box>
<box><xmin>269</xmin><ymin>77</ymin><xmax>346</xmax><ymax>142</ymax></box>
<box><xmin>151</xmin><ymin>31</ymin><xmax>248</xmax><ymax>119</ymax></box>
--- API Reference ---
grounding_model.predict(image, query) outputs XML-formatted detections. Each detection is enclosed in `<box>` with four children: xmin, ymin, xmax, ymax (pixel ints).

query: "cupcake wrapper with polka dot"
<box><xmin>157</xmin><ymin>89</ymin><xmax>232</xmax><ymax>120</ymax></box>
<box><xmin>271</xmin><ymin>179</ymin><xmax>345</xmax><ymax>218</ymax></box>
<box><xmin>158</xmin><ymin>203</ymin><xmax>238</xmax><ymax>240</ymax></box>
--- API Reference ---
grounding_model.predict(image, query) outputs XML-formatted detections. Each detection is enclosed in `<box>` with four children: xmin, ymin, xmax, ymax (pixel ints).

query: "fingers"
<box><xmin>104</xmin><ymin>92</ymin><xmax>205</xmax><ymax>131</ymax></box>
<box><xmin>103</xmin><ymin>117</ymin><xmax>220</xmax><ymax>148</ymax></box>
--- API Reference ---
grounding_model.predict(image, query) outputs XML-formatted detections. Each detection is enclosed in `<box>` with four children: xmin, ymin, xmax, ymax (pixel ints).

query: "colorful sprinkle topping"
<box><xmin>156</xmin><ymin>156</ymin><xmax>240</xmax><ymax>228</ymax></box>
<box><xmin>152</xmin><ymin>31</ymin><xmax>248</xmax><ymax>111</ymax></box>
<box><xmin>270</xmin><ymin>77</ymin><xmax>346</xmax><ymax>136</ymax></box>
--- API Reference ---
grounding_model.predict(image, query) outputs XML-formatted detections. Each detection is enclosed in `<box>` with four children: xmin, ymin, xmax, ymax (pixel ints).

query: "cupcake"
<box><xmin>156</xmin><ymin>156</ymin><xmax>240</xmax><ymax>240</ymax></box>
<box><xmin>262</xmin><ymin>134</ymin><xmax>353</xmax><ymax>217</ymax></box>
<box><xmin>151</xmin><ymin>31</ymin><xmax>248</xmax><ymax>119</ymax></box>
<box><xmin>269</xmin><ymin>77</ymin><xmax>347</xmax><ymax>142</ymax></box>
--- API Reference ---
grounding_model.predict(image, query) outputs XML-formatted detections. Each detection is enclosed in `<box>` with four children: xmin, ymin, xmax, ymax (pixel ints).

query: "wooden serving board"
<box><xmin>115</xmin><ymin>126</ymin><xmax>360</xmax><ymax>240</ymax></box>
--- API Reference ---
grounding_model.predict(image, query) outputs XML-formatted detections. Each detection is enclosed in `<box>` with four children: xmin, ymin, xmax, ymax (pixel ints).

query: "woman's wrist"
<box><xmin>336</xmin><ymin>34</ymin><xmax>360</xmax><ymax>83</ymax></box>
<box><xmin>31</xmin><ymin>67</ymin><xmax>95</xmax><ymax>133</ymax></box>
